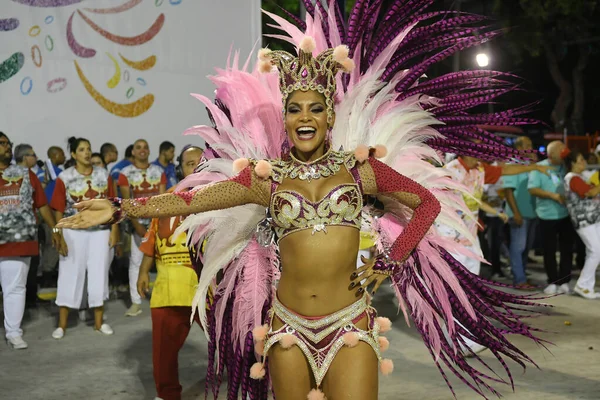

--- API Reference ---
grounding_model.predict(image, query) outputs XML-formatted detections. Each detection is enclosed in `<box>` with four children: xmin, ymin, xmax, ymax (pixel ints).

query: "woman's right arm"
<box><xmin>57</xmin><ymin>166</ymin><xmax>270</xmax><ymax>229</ymax></box>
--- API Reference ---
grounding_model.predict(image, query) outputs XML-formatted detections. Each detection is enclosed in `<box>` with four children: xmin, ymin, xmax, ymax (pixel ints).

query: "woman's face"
<box><xmin>91</xmin><ymin>155</ymin><xmax>105</xmax><ymax>168</ymax></box>
<box><xmin>73</xmin><ymin>141</ymin><xmax>92</xmax><ymax>167</ymax></box>
<box><xmin>284</xmin><ymin>90</ymin><xmax>333</xmax><ymax>155</ymax></box>
<box><xmin>573</xmin><ymin>154</ymin><xmax>587</xmax><ymax>173</ymax></box>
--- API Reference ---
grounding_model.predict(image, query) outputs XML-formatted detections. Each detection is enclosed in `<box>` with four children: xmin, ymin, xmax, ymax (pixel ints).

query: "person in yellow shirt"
<box><xmin>590</xmin><ymin>170</ymin><xmax>599</xmax><ymax>186</ymax></box>
<box><xmin>136</xmin><ymin>145</ymin><xmax>205</xmax><ymax>400</ymax></box>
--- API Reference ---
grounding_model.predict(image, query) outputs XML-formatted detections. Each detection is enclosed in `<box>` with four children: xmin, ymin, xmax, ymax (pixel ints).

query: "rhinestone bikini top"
<box><xmin>269</xmin><ymin>150</ymin><xmax>363</xmax><ymax>242</ymax></box>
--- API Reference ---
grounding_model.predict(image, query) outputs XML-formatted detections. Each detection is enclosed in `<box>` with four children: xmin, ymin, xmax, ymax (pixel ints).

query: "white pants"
<box><xmin>576</xmin><ymin>222</ymin><xmax>600</xmax><ymax>292</ymax></box>
<box><xmin>79</xmin><ymin>247</ymin><xmax>114</xmax><ymax>310</ymax></box>
<box><xmin>56</xmin><ymin>229</ymin><xmax>111</xmax><ymax>309</ymax></box>
<box><xmin>129</xmin><ymin>233</ymin><xmax>144</xmax><ymax>305</ymax></box>
<box><xmin>0</xmin><ymin>257</ymin><xmax>30</xmax><ymax>339</ymax></box>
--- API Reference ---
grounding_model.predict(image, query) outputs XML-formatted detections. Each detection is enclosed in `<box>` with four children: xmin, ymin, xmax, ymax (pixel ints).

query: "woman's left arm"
<box><xmin>358</xmin><ymin>157</ymin><xmax>441</xmax><ymax>263</ymax></box>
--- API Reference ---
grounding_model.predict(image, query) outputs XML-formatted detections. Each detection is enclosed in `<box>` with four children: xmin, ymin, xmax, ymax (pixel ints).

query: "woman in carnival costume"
<box><xmin>57</xmin><ymin>1</ymin><xmax>551</xmax><ymax>399</ymax></box>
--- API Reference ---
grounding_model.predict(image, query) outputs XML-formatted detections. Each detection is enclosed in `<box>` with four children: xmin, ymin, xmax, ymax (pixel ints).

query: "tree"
<box><xmin>261</xmin><ymin>0</ymin><xmax>301</xmax><ymax>51</ymax></box>
<box><xmin>495</xmin><ymin>0</ymin><xmax>599</xmax><ymax>133</ymax></box>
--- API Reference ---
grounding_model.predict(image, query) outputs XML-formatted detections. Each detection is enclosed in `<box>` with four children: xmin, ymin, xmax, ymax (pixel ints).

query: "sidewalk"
<box><xmin>0</xmin><ymin>267</ymin><xmax>599</xmax><ymax>400</ymax></box>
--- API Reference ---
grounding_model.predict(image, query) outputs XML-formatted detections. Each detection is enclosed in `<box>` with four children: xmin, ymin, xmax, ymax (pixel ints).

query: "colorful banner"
<box><xmin>1</xmin><ymin>0</ymin><xmax>261</xmax><ymax>159</ymax></box>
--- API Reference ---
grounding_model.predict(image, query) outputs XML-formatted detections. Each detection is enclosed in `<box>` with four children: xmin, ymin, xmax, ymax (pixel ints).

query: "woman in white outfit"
<box><xmin>563</xmin><ymin>149</ymin><xmax>600</xmax><ymax>299</ymax></box>
<box><xmin>50</xmin><ymin>137</ymin><xmax>120</xmax><ymax>338</ymax></box>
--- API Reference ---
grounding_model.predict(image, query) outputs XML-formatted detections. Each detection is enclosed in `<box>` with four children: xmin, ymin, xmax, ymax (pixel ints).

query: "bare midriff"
<box><xmin>277</xmin><ymin>226</ymin><xmax>361</xmax><ymax>317</ymax></box>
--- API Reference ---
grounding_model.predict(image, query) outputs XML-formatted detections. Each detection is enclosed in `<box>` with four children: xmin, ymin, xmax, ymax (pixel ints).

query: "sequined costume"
<box><xmin>261</xmin><ymin>295</ymin><xmax>381</xmax><ymax>388</ymax></box>
<box><xmin>105</xmin><ymin>2</ymin><xmax>550</xmax><ymax>399</ymax></box>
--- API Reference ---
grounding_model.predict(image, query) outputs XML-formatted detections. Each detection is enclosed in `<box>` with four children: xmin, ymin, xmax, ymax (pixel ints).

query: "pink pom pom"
<box><xmin>374</xmin><ymin>145</ymin><xmax>388</xmax><ymax>159</ymax></box>
<box><xmin>332</xmin><ymin>45</ymin><xmax>349</xmax><ymax>63</ymax></box>
<box><xmin>279</xmin><ymin>334</ymin><xmax>298</xmax><ymax>349</ymax></box>
<box><xmin>354</xmin><ymin>144</ymin><xmax>369</xmax><ymax>163</ymax></box>
<box><xmin>249</xmin><ymin>362</ymin><xmax>266</xmax><ymax>380</ymax></box>
<box><xmin>254</xmin><ymin>160</ymin><xmax>272</xmax><ymax>179</ymax></box>
<box><xmin>258</xmin><ymin>60</ymin><xmax>273</xmax><ymax>73</ymax></box>
<box><xmin>299</xmin><ymin>36</ymin><xmax>316</xmax><ymax>53</ymax></box>
<box><xmin>232</xmin><ymin>158</ymin><xmax>250</xmax><ymax>174</ymax></box>
<box><xmin>380</xmin><ymin>359</ymin><xmax>394</xmax><ymax>375</ymax></box>
<box><xmin>307</xmin><ymin>388</ymin><xmax>327</xmax><ymax>400</ymax></box>
<box><xmin>378</xmin><ymin>336</ymin><xmax>390</xmax><ymax>352</ymax></box>
<box><xmin>252</xmin><ymin>324</ymin><xmax>269</xmax><ymax>342</ymax></box>
<box><xmin>258</xmin><ymin>48</ymin><xmax>272</xmax><ymax>61</ymax></box>
<box><xmin>340</xmin><ymin>58</ymin><xmax>355</xmax><ymax>73</ymax></box>
<box><xmin>342</xmin><ymin>332</ymin><xmax>360</xmax><ymax>348</ymax></box>
<box><xmin>376</xmin><ymin>317</ymin><xmax>392</xmax><ymax>333</ymax></box>
<box><xmin>254</xmin><ymin>340</ymin><xmax>265</xmax><ymax>355</ymax></box>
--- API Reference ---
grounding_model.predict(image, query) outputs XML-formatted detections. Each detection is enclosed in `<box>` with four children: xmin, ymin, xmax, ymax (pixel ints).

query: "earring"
<box><xmin>325</xmin><ymin>127</ymin><xmax>333</xmax><ymax>150</ymax></box>
<box><xmin>281</xmin><ymin>136</ymin><xmax>290</xmax><ymax>160</ymax></box>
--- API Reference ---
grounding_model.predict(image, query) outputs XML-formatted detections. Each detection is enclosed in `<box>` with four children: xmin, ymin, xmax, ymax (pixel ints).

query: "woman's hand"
<box><xmin>349</xmin><ymin>255</ymin><xmax>391</xmax><ymax>297</ymax></box>
<box><xmin>55</xmin><ymin>199</ymin><xmax>114</xmax><ymax>229</ymax></box>
<box><xmin>51</xmin><ymin>230</ymin><xmax>68</xmax><ymax>256</ymax></box>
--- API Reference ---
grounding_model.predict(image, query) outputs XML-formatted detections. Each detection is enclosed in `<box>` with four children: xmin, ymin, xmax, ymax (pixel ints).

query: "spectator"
<box><xmin>437</xmin><ymin>152</ymin><xmax>550</xmax><ymax>355</ymax></box>
<box><xmin>14</xmin><ymin>144</ymin><xmax>39</xmax><ymax>172</ymax></box>
<box><xmin>50</xmin><ymin>137</ymin><xmax>118</xmax><ymax>338</ymax></box>
<box><xmin>39</xmin><ymin>146</ymin><xmax>65</xmax><ymax>289</ymax></box>
<box><xmin>118</xmin><ymin>139</ymin><xmax>166</xmax><ymax>317</ymax></box>
<box><xmin>528</xmin><ymin>141</ymin><xmax>573</xmax><ymax>295</ymax></box>
<box><xmin>503</xmin><ymin>137</ymin><xmax>537</xmax><ymax>289</ymax></box>
<box><xmin>110</xmin><ymin>144</ymin><xmax>134</xmax><ymax>183</ymax></box>
<box><xmin>152</xmin><ymin>141</ymin><xmax>177</xmax><ymax>189</ymax></box>
<box><xmin>101</xmin><ymin>143</ymin><xmax>118</xmax><ymax>171</ymax></box>
<box><xmin>91</xmin><ymin>152</ymin><xmax>106</xmax><ymax>169</ymax></box>
<box><xmin>44</xmin><ymin>146</ymin><xmax>65</xmax><ymax>200</ymax></box>
<box><xmin>562</xmin><ymin>149</ymin><xmax>600</xmax><ymax>299</ymax></box>
<box><xmin>15</xmin><ymin>144</ymin><xmax>46</xmax><ymax>303</ymax></box>
<box><xmin>0</xmin><ymin>132</ymin><xmax>63</xmax><ymax>349</ymax></box>
<box><xmin>137</xmin><ymin>146</ymin><xmax>207</xmax><ymax>400</ymax></box>
<box><xmin>482</xmin><ymin>161</ymin><xmax>508</xmax><ymax>279</ymax></box>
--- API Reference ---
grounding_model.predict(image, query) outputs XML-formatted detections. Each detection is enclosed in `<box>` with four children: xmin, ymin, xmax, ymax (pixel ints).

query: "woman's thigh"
<box><xmin>321</xmin><ymin>316</ymin><xmax>379</xmax><ymax>399</ymax></box>
<box><xmin>268</xmin><ymin>316</ymin><xmax>315</xmax><ymax>400</ymax></box>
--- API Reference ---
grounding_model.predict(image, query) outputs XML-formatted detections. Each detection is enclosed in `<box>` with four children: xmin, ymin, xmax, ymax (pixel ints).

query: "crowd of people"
<box><xmin>0</xmin><ymin>134</ymin><xmax>201</xmax><ymax>339</ymax></box>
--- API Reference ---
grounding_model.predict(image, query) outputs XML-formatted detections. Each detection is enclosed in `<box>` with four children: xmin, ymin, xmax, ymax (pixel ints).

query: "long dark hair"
<box><xmin>563</xmin><ymin>148</ymin><xmax>582</xmax><ymax>173</ymax></box>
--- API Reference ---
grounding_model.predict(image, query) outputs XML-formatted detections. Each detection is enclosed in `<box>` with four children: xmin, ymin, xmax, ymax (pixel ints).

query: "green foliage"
<box><xmin>494</xmin><ymin>0</ymin><xmax>599</xmax><ymax>61</ymax></box>
<box><xmin>261</xmin><ymin>0</ymin><xmax>301</xmax><ymax>51</ymax></box>
<box><xmin>260</xmin><ymin>0</ymin><xmax>359</xmax><ymax>50</ymax></box>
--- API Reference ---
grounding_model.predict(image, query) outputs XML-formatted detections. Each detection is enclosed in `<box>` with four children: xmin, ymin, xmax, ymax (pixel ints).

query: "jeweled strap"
<box><xmin>107</xmin><ymin>197</ymin><xmax>126</xmax><ymax>224</ymax></box>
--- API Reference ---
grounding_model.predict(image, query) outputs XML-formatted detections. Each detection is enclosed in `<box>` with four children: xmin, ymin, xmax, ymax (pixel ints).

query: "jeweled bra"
<box><xmin>268</xmin><ymin>150</ymin><xmax>363</xmax><ymax>241</ymax></box>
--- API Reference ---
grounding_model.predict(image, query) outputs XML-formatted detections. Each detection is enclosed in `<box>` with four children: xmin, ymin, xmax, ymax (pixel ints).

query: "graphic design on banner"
<box><xmin>4</xmin><ymin>0</ymin><xmax>171</xmax><ymax>118</ymax></box>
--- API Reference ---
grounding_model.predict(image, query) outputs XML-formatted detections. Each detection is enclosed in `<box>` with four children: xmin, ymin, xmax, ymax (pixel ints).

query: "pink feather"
<box><xmin>231</xmin><ymin>240</ymin><xmax>279</xmax><ymax>352</ymax></box>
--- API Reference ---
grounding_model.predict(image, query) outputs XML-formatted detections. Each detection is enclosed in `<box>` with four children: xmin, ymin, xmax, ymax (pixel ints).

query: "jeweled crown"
<box><xmin>258</xmin><ymin>36</ymin><xmax>355</xmax><ymax>124</ymax></box>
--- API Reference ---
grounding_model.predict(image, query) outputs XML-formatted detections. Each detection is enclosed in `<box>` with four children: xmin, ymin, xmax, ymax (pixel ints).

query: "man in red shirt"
<box><xmin>118</xmin><ymin>139</ymin><xmax>166</xmax><ymax>317</ymax></box>
<box><xmin>0</xmin><ymin>132</ymin><xmax>63</xmax><ymax>349</ymax></box>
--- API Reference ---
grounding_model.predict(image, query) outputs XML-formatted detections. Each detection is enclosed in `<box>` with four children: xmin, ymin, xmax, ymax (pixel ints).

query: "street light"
<box><xmin>476</xmin><ymin>53</ymin><xmax>489</xmax><ymax>67</ymax></box>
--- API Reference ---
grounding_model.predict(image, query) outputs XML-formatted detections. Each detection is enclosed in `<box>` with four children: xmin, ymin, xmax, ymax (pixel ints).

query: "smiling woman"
<box><xmin>284</xmin><ymin>91</ymin><xmax>330</xmax><ymax>158</ymax></box>
<box><xmin>55</xmin><ymin>1</ymin><xmax>549</xmax><ymax>399</ymax></box>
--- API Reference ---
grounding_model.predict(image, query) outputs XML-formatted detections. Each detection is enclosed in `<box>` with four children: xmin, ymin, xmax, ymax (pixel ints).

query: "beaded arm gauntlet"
<box><xmin>358</xmin><ymin>157</ymin><xmax>441</xmax><ymax>274</ymax></box>
<box><xmin>108</xmin><ymin>167</ymin><xmax>270</xmax><ymax>222</ymax></box>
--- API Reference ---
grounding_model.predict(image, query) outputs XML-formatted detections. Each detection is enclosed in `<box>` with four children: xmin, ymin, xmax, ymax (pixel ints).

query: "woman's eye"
<box><xmin>288</xmin><ymin>108</ymin><xmax>299</xmax><ymax>113</ymax></box>
<box><xmin>312</xmin><ymin>107</ymin><xmax>324</xmax><ymax>113</ymax></box>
